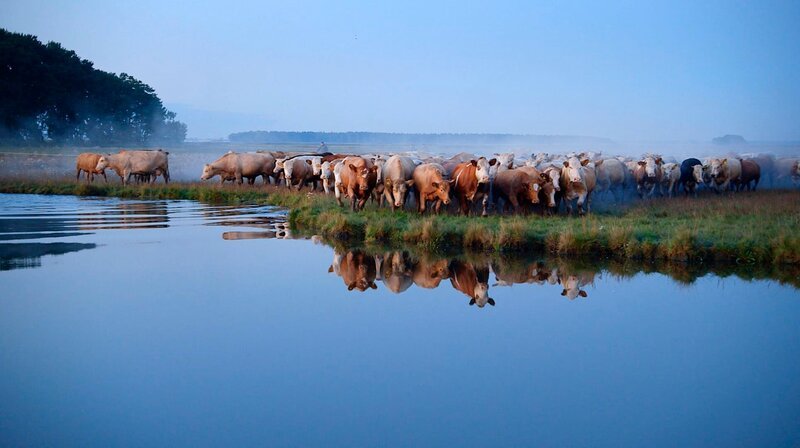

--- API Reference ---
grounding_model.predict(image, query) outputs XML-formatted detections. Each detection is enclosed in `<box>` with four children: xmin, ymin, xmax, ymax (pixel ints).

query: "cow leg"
<box><xmin>76</xmin><ymin>169</ymin><xmax>82</xmax><ymax>181</ymax></box>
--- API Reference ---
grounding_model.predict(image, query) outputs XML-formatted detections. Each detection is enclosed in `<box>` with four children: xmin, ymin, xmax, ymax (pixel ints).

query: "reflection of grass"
<box><xmin>2</xmin><ymin>179</ymin><xmax>799</xmax><ymax>266</ymax></box>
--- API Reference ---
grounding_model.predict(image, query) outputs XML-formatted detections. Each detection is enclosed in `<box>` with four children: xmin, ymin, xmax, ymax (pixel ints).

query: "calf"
<box><xmin>76</xmin><ymin>153</ymin><xmax>107</xmax><ymax>183</ymax></box>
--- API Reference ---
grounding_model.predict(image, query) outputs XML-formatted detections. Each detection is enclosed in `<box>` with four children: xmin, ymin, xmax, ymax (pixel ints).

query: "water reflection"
<box><xmin>0</xmin><ymin>242</ymin><xmax>96</xmax><ymax>271</ymax></box>
<box><xmin>0</xmin><ymin>194</ymin><xmax>288</xmax><ymax>271</ymax></box>
<box><xmin>328</xmin><ymin>248</ymin><xmax>800</xmax><ymax>303</ymax></box>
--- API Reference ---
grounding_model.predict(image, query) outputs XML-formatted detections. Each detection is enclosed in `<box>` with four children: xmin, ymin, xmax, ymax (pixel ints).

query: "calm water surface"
<box><xmin>1</xmin><ymin>193</ymin><xmax>799</xmax><ymax>447</ymax></box>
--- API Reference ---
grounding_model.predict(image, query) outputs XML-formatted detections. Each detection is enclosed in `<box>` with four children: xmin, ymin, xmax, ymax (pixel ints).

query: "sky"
<box><xmin>2</xmin><ymin>0</ymin><xmax>799</xmax><ymax>141</ymax></box>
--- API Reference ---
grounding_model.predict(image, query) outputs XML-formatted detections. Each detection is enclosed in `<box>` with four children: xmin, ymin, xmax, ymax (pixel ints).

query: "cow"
<box><xmin>331</xmin><ymin>250</ymin><xmax>378</xmax><ymax>292</ymax></box>
<box><xmin>518</xmin><ymin>166</ymin><xmax>557</xmax><ymax>210</ymax></box>
<box><xmin>75</xmin><ymin>153</ymin><xmax>107</xmax><ymax>183</ymax></box>
<box><xmin>493</xmin><ymin>168</ymin><xmax>542</xmax><ymax>214</ymax></box>
<box><xmin>633</xmin><ymin>156</ymin><xmax>663</xmax><ymax>198</ymax></box>
<box><xmin>381</xmin><ymin>155</ymin><xmax>417</xmax><ymax>211</ymax></box>
<box><xmin>560</xmin><ymin>157</ymin><xmax>595</xmax><ymax>215</ymax></box>
<box><xmin>557</xmin><ymin>266</ymin><xmax>596</xmax><ymax>300</ymax></box>
<box><xmin>450</xmin><ymin>157</ymin><xmax>495</xmax><ymax>216</ymax></box>
<box><xmin>739</xmin><ymin>159</ymin><xmax>761</xmax><ymax>191</ymax></box>
<box><xmin>660</xmin><ymin>162</ymin><xmax>680</xmax><ymax>197</ymax></box>
<box><xmin>412</xmin><ymin>257</ymin><xmax>450</xmax><ymax>289</ymax></box>
<box><xmin>411</xmin><ymin>163</ymin><xmax>452</xmax><ymax>214</ymax></box>
<box><xmin>594</xmin><ymin>158</ymin><xmax>626</xmax><ymax>202</ymax></box>
<box><xmin>200</xmin><ymin>151</ymin><xmax>275</xmax><ymax>185</ymax></box>
<box><xmin>336</xmin><ymin>156</ymin><xmax>379</xmax><ymax>211</ymax></box>
<box><xmin>96</xmin><ymin>150</ymin><xmax>170</xmax><ymax>185</ymax></box>
<box><xmin>775</xmin><ymin>158</ymin><xmax>800</xmax><ymax>187</ymax></box>
<box><xmin>707</xmin><ymin>158</ymin><xmax>742</xmax><ymax>192</ymax></box>
<box><xmin>284</xmin><ymin>157</ymin><xmax>317</xmax><ymax>190</ymax></box>
<box><xmin>679</xmin><ymin>158</ymin><xmax>703</xmax><ymax>196</ymax></box>
<box><xmin>449</xmin><ymin>260</ymin><xmax>494</xmax><ymax>307</ymax></box>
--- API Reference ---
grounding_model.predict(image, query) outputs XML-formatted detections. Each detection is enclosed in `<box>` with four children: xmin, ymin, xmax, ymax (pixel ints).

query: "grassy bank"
<box><xmin>1</xmin><ymin>179</ymin><xmax>799</xmax><ymax>265</ymax></box>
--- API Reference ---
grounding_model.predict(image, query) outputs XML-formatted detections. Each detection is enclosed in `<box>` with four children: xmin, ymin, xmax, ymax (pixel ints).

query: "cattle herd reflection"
<box><xmin>329</xmin><ymin>249</ymin><xmax>599</xmax><ymax>305</ymax></box>
<box><xmin>327</xmin><ymin>248</ymin><xmax>800</xmax><ymax>304</ymax></box>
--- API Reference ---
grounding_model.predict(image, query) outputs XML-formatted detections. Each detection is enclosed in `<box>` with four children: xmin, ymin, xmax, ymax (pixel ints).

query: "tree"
<box><xmin>0</xmin><ymin>29</ymin><xmax>186</xmax><ymax>145</ymax></box>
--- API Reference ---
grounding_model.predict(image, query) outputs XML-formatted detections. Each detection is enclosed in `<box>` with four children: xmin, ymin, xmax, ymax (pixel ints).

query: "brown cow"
<box><xmin>76</xmin><ymin>153</ymin><xmax>107</xmax><ymax>183</ymax></box>
<box><xmin>449</xmin><ymin>259</ymin><xmax>494</xmax><ymax>307</ymax></box>
<box><xmin>492</xmin><ymin>168</ymin><xmax>542</xmax><ymax>213</ymax></box>
<box><xmin>518</xmin><ymin>166</ymin><xmax>556</xmax><ymax>209</ymax></box>
<box><xmin>450</xmin><ymin>158</ymin><xmax>495</xmax><ymax>216</ymax></box>
<box><xmin>560</xmin><ymin>157</ymin><xmax>595</xmax><ymax>215</ymax></box>
<box><xmin>337</xmin><ymin>156</ymin><xmax>379</xmax><ymax>211</ymax></box>
<box><xmin>411</xmin><ymin>163</ymin><xmax>452</xmax><ymax>214</ymax></box>
<box><xmin>739</xmin><ymin>159</ymin><xmax>761</xmax><ymax>191</ymax></box>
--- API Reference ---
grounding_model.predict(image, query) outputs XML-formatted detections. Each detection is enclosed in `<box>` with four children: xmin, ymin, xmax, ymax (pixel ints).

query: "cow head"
<box><xmin>640</xmin><ymin>157</ymin><xmax>661</xmax><ymax>179</ymax></box>
<box><xmin>562</xmin><ymin>158</ymin><xmax>584</xmax><ymax>184</ymax></box>
<box><xmin>350</xmin><ymin>164</ymin><xmax>378</xmax><ymax>192</ymax></box>
<box><xmin>200</xmin><ymin>164</ymin><xmax>215</xmax><ymax>180</ymax></box>
<box><xmin>692</xmin><ymin>164</ymin><xmax>705</xmax><ymax>185</ymax></box>
<box><xmin>431</xmin><ymin>179</ymin><xmax>453</xmax><ymax>204</ymax></box>
<box><xmin>560</xmin><ymin>275</ymin><xmax>588</xmax><ymax>300</ymax></box>
<box><xmin>474</xmin><ymin>158</ymin><xmax>491</xmax><ymax>183</ymax></box>
<box><xmin>309</xmin><ymin>157</ymin><xmax>322</xmax><ymax>176</ymax></box>
<box><xmin>523</xmin><ymin>179</ymin><xmax>541</xmax><ymax>204</ymax></box>
<box><xmin>95</xmin><ymin>155</ymin><xmax>110</xmax><ymax>171</ymax></box>
<box><xmin>392</xmin><ymin>180</ymin><xmax>412</xmax><ymax>208</ymax></box>
<box><xmin>546</xmin><ymin>168</ymin><xmax>561</xmax><ymax>192</ymax></box>
<box><xmin>709</xmin><ymin>158</ymin><xmax>726</xmax><ymax>182</ymax></box>
<box><xmin>469</xmin><ymin>283</ymin><xmax>495</xmax><ymax>307</ymax></box>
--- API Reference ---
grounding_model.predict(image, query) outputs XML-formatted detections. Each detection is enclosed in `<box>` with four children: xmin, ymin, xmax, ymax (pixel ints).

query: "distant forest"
<box><xmin>229</xmin><ymin>131</ymin><xmax>611</xmax><ymax>146</ymax></box>
<box><xmin>0</xmin><ymin>29</ymin><xmax>186</xmax><ymax>146</ymax></box>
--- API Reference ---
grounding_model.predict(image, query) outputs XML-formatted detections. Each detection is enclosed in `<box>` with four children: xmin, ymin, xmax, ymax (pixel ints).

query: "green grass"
<box><xmin>2</xmin><ymin>179</ymin><xmax>799</xmax><ymax>266</ymax></box>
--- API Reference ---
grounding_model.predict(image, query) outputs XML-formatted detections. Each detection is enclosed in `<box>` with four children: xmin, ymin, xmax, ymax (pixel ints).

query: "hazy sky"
<box><xmin>2</xmin><ymin>0</ymin><xmax>799</xmax><ymax>141</ymax></box>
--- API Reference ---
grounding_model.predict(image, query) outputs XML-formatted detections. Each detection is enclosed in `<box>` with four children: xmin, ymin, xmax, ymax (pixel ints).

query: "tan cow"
<box><xmin>560</xmin><ymin>157</ymin><xmax>595</xmax><ymax>215</ymax></box>
<box><xmin>96</xmin><ymin>150</ymin><xmax>170</xmax><ymax>185</ymax></box>
<box><xmin>284</xmin><ymin>157</ymin><xmax>316</xmax><ymax>190</ymax></box>
<box><xmin>200</xmin><ymin>151</ymin><xmax>275</xmax><ymax>185</ymax></box>
<box><xmin>633</xmin><ymin>156</ymin><xmax>663</xmax><ymax>198</ymax></box>
<box><xmin>412</xmin><ymin>257</ymin><xmax>450</xmax><ymax>289</ymax></box>
<box><xmin>775</xmin><ymin>158</ymin><xmax>800</xmax><ymax>187</ymax></box>
<box><xmin>76</xmin><ymin>153</ymin><xmax>107</xmax><ymax>183</ymax></box>
<box><xmin>660</xmin><ymin>162</ymin><xmax>680</xmax><ymax>197</ymax></box>
<box><xmin>381</xmin><ymin>251</ymin><xmax>414</xmax><ymax>293</ymax></box>
<box><xmin>382</xmin><ymin>155</ymin><xmax>417</xmax><ymax>211</ymax></box>
<box><xmin>411</xmin><ymin>163</ymin><xmax>452</xmax><ymax>214</ymax></box>
<box><xmin>707</xmin><ymin>158</ymin><xmax>742</xmax><ymax>192</ymax></box>
<box><xmin>595</xmin><ymin>158</ymin><xmax>626</xmax><ymax>201</ymax></box>
<box><xmin>739</xmin><ymin>159</ymin><xmax>760</xmax><ymax>191</ymax></box>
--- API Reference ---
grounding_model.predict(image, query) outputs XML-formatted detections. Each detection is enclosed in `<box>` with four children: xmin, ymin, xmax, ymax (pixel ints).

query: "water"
<box><xmin>1</xmin><ymin>194</ymin><xmax>799</xmax><ymax>447</ymax></box>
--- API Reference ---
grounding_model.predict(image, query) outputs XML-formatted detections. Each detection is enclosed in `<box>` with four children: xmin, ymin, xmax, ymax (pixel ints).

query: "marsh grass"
<box><xmin>2</xmin><ymin>179</ymin><xmax>799</xmax><ymax>265</ymax></box>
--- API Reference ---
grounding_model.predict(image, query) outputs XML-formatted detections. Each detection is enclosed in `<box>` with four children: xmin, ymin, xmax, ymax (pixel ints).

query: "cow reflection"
<box><xmin>328</xmin><ymin>250</ymin><xmax>378</xmax><ymax>291</ymax></box>
<box><xmin>381</xmin><ymin>251</ymin><xmax>414</xmax><ymax>293</ymax></box>
<box><xmin>556</xmin><ymin>265</ymin><xmax>597</xmax><ymax>299</ymax></box>
<box><xmin>449</xmin><ymin>259</ymin><xmax>494</xmax><ymax>307</ymax></box>
<box><xmin>412</xmin><ymin>257</ymin><xmax>450</xmax><ymax>289</ymax></box>
<box><xmin>492</xmin><ymin>258</ymin><xmax>553</xmax><ymax>286</ymax></box>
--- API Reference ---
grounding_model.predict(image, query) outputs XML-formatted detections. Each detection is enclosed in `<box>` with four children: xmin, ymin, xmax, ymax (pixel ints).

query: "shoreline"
<box><xmin>1</xmin><ymin>179</ymin><xmax>798</xmax><ymax>266</ymax></box>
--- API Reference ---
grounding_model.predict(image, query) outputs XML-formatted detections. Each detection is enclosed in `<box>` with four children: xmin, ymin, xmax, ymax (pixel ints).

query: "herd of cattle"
<box><xmin>77</xmin><ymin>148</ymin><xmax>800</xmax><ymax>215</ymax></box>
<box><xmin>330</xmin><ymin>249</ymin><xmax>597</xmax><ymax>305</ymax></box>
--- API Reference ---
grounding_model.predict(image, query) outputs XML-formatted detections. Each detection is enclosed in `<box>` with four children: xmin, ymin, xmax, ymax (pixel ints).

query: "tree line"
<box><xmin>0</xmin><ymin>29</ymin><xmax>186</xmax><ymax>146</ymax></box>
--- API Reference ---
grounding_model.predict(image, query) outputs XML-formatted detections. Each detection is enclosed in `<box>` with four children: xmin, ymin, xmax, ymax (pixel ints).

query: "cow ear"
<box><xmin>595</xmin><ymin>159</ymin><xmax>604</xmax><ymax>166</ymax></box>
<box><xmin>370</xmin><ymin>282</ymin><xmax>377</xmax><ymax>289</ymax></box>
<box><xmin>561</xmin><ymin>289</ymin><xmax>567</xmax><ymax>296</ymax></box>
<box><xmin>489</xmin><ymin>158</ymin><xmax>497</xmax><ymax>166</ymax></box>
<box><xmin>488</xmin><ymin>298</ymin><xmax>495</xmax><ymax>306</ymax></box>
<box><xmin>349</xmin><ymin>163</ymin><xmax>358</xmax><ymax>172</ymax></box>
<box><xmin>328</xmin><ymin>265</ymin><xmax>334</xmax><ymax>273</ymax></box>
<box><xmin>469</xmin><ymin>298</ymin><xmax>476</xmax><ymax>306</ymax></box>
<box><xmin>579</xmin><ymin>290</ymin><xmax>588</xmax><ymax>297</ymax></box>
<box><xmin>470</xmin><ymin>160</ymin><xmax>478</xmax><ymax>166</ymax></box>
<box><xmin>431</xmin><ymin>181</ymin><xmax>439</xmax><ymax>188</ymax></box>
<box><xmin>563</xmin><ymin>161</ymin><xmax>569</xmax><ymax>167</ymax></box>
<box><xmin>580</xmin><ymin>159</ymin><xmax>590</xmax><ymax>166</ymax></box>
<box><xmin>722</xmin><ymin>159</ymin><xmax>728</xmax><ymax>165</ymax></box>
<box><xmin>405</xmin><ymin>179</ymin><xmax>415</xmax><ymax>187</ymax></box>
<box><xmin>540</xmin><ymin>173</ymin><xmax>550</xmax><ymax>181</ymax></box>
<box><xmin>370</xmin><ymin>166</ymin><xmax>378</xmax><ymax>172</ymax></box>
<box><xmin>348</xmin><ymin>284</ymin><xmax>355</xmax><ymax>291</ymax></box>
<box><xmin>306</xmin><ymin>159</ymin><xmax>312</xmax><ymax>165</ymax></box>
<box><xmin>638</xmin><ymin>161</ymin><xmax>646</xmax><ymax>166</ymax></box>
<box><xmin>656</xmin><ymin>158</ymin><xmax>662</xmax><ymax>165</ymax></box>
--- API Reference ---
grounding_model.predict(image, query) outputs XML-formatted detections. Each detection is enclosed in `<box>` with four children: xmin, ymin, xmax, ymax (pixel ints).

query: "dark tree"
<box><xmin>0</xmin><ymin>29</ymin><xmax>186</xmax><ymax>145</ymax></box>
